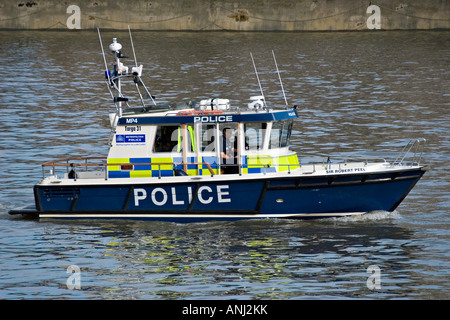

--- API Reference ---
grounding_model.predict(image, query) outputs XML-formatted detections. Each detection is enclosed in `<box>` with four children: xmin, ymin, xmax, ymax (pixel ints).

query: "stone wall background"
<box><xmin>0</xmin><ymin>0</ymin><xmax>449</xmax><ymax>31</ymax></box>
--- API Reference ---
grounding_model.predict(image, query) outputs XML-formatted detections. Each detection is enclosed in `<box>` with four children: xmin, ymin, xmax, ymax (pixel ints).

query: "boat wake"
<box><xmin>331</xmin><ymin>210</ymin><xmax>402</xmax><ymax>223</ymax></box>
<box><xmin>0</xmin><ymin>202</ymin><xmax>13</xmax><ymax>212</ymax></box>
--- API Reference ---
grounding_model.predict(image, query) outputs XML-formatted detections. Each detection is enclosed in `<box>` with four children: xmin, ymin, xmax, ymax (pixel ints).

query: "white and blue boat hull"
<box><xmin>27</xmin><ymin>166</ymin><xmax>426</xmax><ymax>221</ymax></box>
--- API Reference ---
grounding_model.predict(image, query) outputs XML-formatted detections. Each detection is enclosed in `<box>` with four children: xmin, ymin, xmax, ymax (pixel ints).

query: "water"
<box><xmin>0</xmin><ymin>30</ymin><xmax>449</xmax><ymax>300</ymax></box>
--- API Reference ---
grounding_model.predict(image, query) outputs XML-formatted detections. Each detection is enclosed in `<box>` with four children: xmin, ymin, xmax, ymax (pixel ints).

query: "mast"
<box><xmin>272</xmin><ymin>50</ymin><xmax>288</xmax><ymax>108</ymax></box>
<box><xmin>109</xmin><ymin>38</ymin><xmax>124</xmax><ymax>117</ymax></box>
<box><xmin>250</xmin><ymin>52</ymin><xmax>267</xmax><ymax>109</ymax></box>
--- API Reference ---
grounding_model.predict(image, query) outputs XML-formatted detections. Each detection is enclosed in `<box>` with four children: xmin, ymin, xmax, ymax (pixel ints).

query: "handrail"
<box><xmin>40</xmin><ymin>156</ymin><xmax>303</xmax><ymax>180</ymax></box>
<box><xmin>392</xmin><ymin>138</ymin><xmax>426</xmax><ymax>167</ymax></box>
<box><xmin>299</xmin><ymin>152</ymin><xmax>387</xmax><ymax>164</ymax></box>
<box><xmin>42</xmin><ymin>156</ymin><xmax>105</xmax><ymax>167</ymax></box>
<box><xmin>41</xmin><ymin>157</ymin><xmax>215</xmax><ymax>179</ymax></box>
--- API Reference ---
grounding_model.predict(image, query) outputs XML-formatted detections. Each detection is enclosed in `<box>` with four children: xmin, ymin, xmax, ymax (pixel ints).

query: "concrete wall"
<box><xmin>0</xmin><ymin>0</ymin><xmax>449</xmax><ymax>31</ymax></box>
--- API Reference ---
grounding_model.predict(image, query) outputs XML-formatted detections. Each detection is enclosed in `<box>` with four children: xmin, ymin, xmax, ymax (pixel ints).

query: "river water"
<box><xmin>0</xmin><ymin>30</ymin><xmax>448</xmax><ymax>300</ymax></box>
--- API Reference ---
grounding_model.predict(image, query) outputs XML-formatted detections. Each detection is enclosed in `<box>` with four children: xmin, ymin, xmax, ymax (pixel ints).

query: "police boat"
<box><xmin>9</xmin><ymin>33</ymin><xmax>428</xmax><ymax>221</ymax></box>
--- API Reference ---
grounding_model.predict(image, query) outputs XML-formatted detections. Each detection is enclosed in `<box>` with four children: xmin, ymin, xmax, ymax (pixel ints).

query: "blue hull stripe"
<box><xmin>34</xmin><ymin>168</ymin><xmax>425</xmax><ymax>220</ymax></box>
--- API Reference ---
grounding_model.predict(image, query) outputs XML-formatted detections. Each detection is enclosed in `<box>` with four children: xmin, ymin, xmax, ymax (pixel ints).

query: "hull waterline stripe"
<box><xmin>38</xmin><ymin>212</ymin><xmax>366</xmax><ymax>219</ymax></box>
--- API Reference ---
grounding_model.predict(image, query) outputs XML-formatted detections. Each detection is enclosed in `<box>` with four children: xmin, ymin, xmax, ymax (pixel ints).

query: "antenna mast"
<box><xmin>128</xmin><ymin>26</ymin><xmax>138</xmax><ymax>67</ymax></box>
<box><xmin>97</xmin><ymin>28</ymin><xmax>114</xmax><ymax>101</ymax></box>
<box><xmin>128</xmin><ymin>26</ymin><xmax>146</xmax><ymax>107</ymax></box>
<box><xmin>272</xmin><ymin>50</ymin><xmax>288</xmax><ymax>107</ymax></box>
<box><xmin>250</xmin><ymin>52</ymin><xmax>267</xmax><ymax>108</ymax></box>
<box><xmin>128</xmin><ymin>26</ymin><xmax>157</xmax><ymax>106</ymax></box>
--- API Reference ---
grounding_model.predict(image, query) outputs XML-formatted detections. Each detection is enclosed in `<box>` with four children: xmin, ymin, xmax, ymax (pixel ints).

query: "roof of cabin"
<box><xmin>117</xmin><ymin>107</ymin><xmax>298</xmax><ymax>125</ymax></box>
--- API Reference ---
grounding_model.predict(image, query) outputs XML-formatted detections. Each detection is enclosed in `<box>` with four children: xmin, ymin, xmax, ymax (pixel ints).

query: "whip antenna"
<box><xmin>97</xmin><ymin>28</ymin><xmax>114</xmax><ymax>100</ymax></box>
<box><xmin>272</xmin><ymin>50</ymin><xmax>288</xmax><ymax>107</ymax></box>
<box><xmin>97</xmin><ymin>28</ymin><xmax>109</xmax><ymax>72</ymax></box>
<box><xmin>128</xmin><ymin>26</ymin><xmax>157</xmax><ymax>106</ymax></box>
<box><xmin>250</xmin><ymin>52</ymin><xmax>267</xmax><ymax>108</ymax></box>
<box><xmin>128</xmin><ymin>25</ymin><xmax>138</xmax><ymax>67</ymax></box>
<box><xmin>128</xmin><ymin>25</ymin><xmax>145</xmax><ymax>107</ymax></box>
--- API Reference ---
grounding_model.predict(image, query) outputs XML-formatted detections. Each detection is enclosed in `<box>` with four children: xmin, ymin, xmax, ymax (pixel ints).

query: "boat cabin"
<box><xmin>107</xmin><ymin>98</ymin><xmax>300</xmax><ymax>179</ymax></box>
<box><xmin>97</xmin><ymin>37</ymin><xmax>300</xmax><ymax>179</ymax></box>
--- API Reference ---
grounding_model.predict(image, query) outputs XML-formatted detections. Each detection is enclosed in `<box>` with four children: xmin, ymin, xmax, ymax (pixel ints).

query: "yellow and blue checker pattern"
<box><xmin>241</xmin><ymin>153</ymin><xmax>300</xmax><ymax>174</ymax></box>
<box><xmin>108</xmin><ymin>156</ymin><xmax>220</xmax><ymax>178</ymax></box>
<box><xmin>108</xmin><ymin>153</ymin><xmax>299</xmax><ymax>178</ymax></box>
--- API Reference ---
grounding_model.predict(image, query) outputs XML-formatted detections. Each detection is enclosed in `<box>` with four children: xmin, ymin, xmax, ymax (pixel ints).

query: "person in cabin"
<box><xmin>221</xmin><ymin>127</ymin><xmax>238</xmax><ymax>174</ymax></box>
<box><xmin>68</xmin><ymin>163</ymin><xmax>76</xmax><ymax>179</ymax></box>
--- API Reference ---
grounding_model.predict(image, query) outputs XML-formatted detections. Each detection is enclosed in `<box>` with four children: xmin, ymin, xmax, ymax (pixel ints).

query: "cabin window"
<box><xmin>270</xmin><ymin>120</ymin><xmax>293</xmax><ymax>149</ymax></box>
<box><xmin>153</xmin><ymin>125</ymin><xmax>181</xmax><ymax>153</ymax></box>
<box><xmin>280</xmin><ymin>120</ymin><xmax>293</xmax><ymax>147</ymax></box>
<box><xmin>219</xmin><ymin>124</ymin><xmax>239</xmax><ymax>174</ymax></box>
<box><xmin>244</xmin><ymin>122</ymin><xmax>267</xmax><ymax>150</ymax></box>
<box><xmin>200</xmin><ymin>124</ymin><xmax>217</xmax><ymax>152</ymax></box>
<box><xmin>153</xmin><ymin>124</ymin><xmax>196</xmax><ymax>153</ymax></box>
